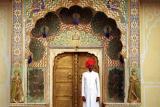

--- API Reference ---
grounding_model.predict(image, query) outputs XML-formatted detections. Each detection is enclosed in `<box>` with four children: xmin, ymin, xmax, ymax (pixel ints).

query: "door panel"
<box><xmin>53</xmin><ymin>52</ymin><xmax>99</xmax><ymax>107</ymax></box>
<box><xmin>56</xmin><ymin>54</ymin><xmax>73</xmax><ymax>68</ymax></box>
<box><xmin>55</xmin><ymin>83</ymin><xmax>73</xmax><ymax>96</ymax></box>
<box><xmin>55</xmin><ymin>69</ymin><xmax>73</xmax><ymax>82</ymax></box>
<box><xmin>54</xmin><ymin>53</ymin><xmax>73</xmax><ymax>107</ymax></box>
<box><xmin>55</xmin><ymin>97</ymin><xmax>72</xmax><ymax>107</ymax></box>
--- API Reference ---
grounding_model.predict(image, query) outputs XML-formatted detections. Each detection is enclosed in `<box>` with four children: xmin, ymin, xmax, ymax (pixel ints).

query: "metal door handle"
<box><xmin>67</xmin><ymin>73</ymin><xmax>72</xmax><ymax>79</ymax></box>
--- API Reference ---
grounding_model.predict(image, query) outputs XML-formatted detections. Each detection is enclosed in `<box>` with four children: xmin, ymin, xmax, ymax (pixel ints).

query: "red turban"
<box><xmin>85</xmin><ymin>58</ymin><xmax>95</xmax><ymax>68</ymax></box>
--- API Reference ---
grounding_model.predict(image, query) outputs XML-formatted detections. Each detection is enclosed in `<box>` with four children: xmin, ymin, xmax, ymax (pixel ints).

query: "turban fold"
<box><xmin>85</xmin><ymin>58</ymin><xmax>95</xmax><ymax>68</ymax></box>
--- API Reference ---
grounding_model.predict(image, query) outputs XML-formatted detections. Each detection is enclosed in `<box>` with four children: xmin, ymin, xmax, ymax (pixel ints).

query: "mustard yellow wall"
<box><xmin>0</xmin><ymin>0</ymin><xmax>12</xmax><ymax>107</ymax></box>
<box><xmin>140</xmin><ymin>0</ymin><xmax>160</xmax><ymax>107</ymax></box>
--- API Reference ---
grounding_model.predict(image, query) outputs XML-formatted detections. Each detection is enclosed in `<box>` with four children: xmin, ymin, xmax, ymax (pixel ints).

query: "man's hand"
<box><xmin>82</xmin><ymin>96</ymin><xmax>86</xmax><ymax>102</ymax></box>
<box><xmin>96</xmin><ymin>97</ymin><xmax>100</xmax><ymax>102</ymax></box>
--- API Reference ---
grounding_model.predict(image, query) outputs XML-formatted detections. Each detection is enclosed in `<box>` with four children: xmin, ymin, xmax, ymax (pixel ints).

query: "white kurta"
<box><xmin>82</xmin><ymin>71</ymin><xmax>100</xmax><ymax>107</ymax></box>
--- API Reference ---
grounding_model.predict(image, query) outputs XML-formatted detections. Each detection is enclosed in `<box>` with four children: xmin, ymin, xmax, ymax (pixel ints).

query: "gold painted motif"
<box><xmin>11</xmin><ymin>70</ymin><xmax>24</xmax><ymax>103</ymax></box>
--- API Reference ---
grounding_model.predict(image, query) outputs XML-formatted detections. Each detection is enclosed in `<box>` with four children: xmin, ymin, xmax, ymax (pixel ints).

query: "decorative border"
<box><xmin>129</xmin><ymin>0</ymin><xmax>140</xmax><ymax>70</ymax></box>
<box><xmin>12</xmin><ymin>0</ymin><xmax>23</xmax><ymax>70</ymax></box>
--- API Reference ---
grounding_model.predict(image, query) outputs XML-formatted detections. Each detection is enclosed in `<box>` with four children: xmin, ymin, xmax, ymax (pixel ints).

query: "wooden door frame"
<box><xmin>48</xmin><ymin>47</ymin><xmax>104</xmax><ymax>107</ymax></box>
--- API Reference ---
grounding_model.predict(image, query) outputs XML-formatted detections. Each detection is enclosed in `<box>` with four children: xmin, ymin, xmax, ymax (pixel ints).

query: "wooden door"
<box><xmin>53</xmin><ymin>52</ymin><xmax>99</xmax><ymax>107</ymax></box>
<box><xmin>53</xmin><ymin>53</ymin><xmax>74</xmax><ymax>107</ymax></box>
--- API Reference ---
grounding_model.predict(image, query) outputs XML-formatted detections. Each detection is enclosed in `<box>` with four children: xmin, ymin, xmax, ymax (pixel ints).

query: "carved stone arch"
<box><xmin>27</xmin><ymin>5</ymin><xmax>124</xmax><ymax>106</ymax></box>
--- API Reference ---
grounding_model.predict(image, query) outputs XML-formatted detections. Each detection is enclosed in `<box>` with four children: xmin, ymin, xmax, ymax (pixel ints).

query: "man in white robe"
<box><xmin>82</xmin><ymin>58</ymin><xmax>100</xmax><ymax>107</ymax></box>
